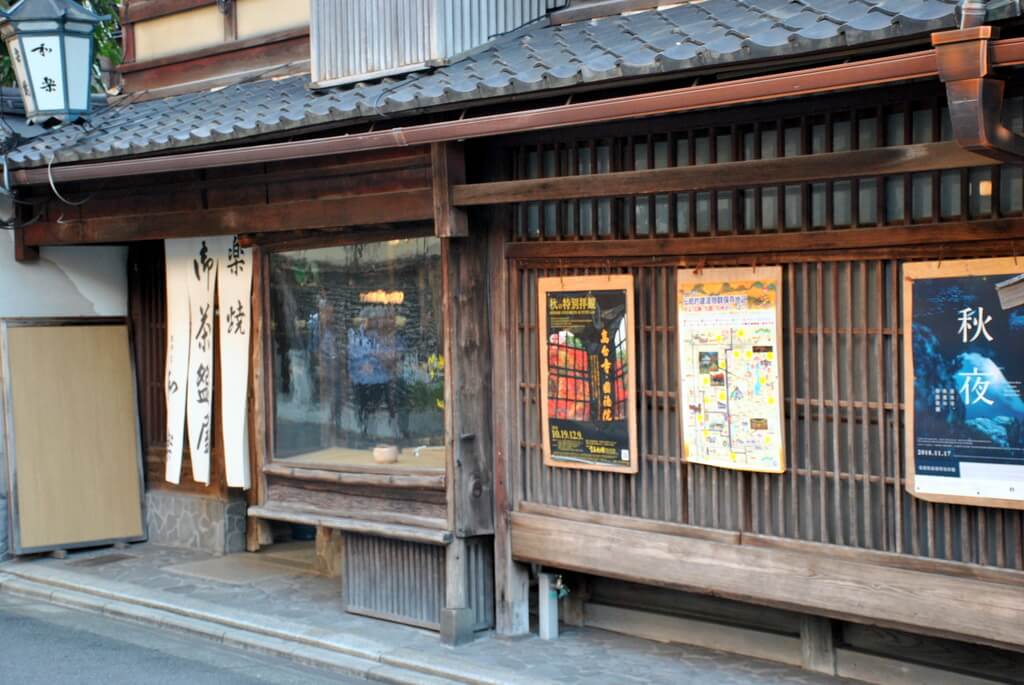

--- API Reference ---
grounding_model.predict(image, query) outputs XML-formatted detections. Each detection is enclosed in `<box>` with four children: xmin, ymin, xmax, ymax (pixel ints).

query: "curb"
<box><xmin>0</xmin><ymin>568</ymin><xmax>537</xmax><ymax>685</ymax></box>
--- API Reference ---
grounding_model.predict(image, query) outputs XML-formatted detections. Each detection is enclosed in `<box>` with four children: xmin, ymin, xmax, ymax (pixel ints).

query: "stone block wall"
<box><xmin>146</xmin><ymin>490</ymin><xmax>246</xmax><ymax>556</ymax></box>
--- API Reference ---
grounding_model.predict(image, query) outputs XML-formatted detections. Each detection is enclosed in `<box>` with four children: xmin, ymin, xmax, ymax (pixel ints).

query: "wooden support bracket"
<box><xmin>432</xmin><ymin>142</ymin><xmax>468</xmax><ymax>238</ymax></box>
<box><xmin>933</xmin><ymin>26</ymin><xmax>1024</xmax><ymax>163</ymax></box>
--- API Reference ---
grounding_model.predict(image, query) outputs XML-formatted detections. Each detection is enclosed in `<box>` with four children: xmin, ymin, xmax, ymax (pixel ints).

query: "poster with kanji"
<box><xmin>904</xmin><ymin>258</ymin><xmax>1024</xmax><ymax>509</ymax></box>
<box><xmin>164</xmin><ymin>239</ymin><xmax>192</xmax><ymax>485</ymax></box>
<box><xmin>185</xmin><ymin>237</ymin><xmax>218</xmax><ymax>485</ymax></box>
<box><xmin>677</xmin><ymin>267</ymin><xmax>785</xmax><ymax>474</ymax></box>
<box><xmin>538</xmin><ymin>275</ymin><xmax>637</xmax><ymax>473</ymax></box>
<box><xmin>217</xmin><ymin>236</ymin><xmax>253</xmax><ymax>489</ymax></box>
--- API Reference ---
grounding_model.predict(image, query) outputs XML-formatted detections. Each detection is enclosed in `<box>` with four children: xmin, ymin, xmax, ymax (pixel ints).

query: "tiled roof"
<box><xmin>10</xmin><ymin>0</ymin><xmax>1018</xmax><ymax>168</ymax></box>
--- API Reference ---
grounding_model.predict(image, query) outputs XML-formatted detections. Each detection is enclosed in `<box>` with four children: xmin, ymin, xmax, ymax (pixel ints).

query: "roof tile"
<box><xmin>10</xmin><ymin>0</ymin><xmax>1002</xmax><ymax>168</ymax></box>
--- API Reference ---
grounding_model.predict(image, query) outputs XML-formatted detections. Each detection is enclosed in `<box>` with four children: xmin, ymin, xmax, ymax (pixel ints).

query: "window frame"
<box><xmin>259</xmin><ymin>223</ymin><xmax>449</xmax><ymax>478</ymax></box>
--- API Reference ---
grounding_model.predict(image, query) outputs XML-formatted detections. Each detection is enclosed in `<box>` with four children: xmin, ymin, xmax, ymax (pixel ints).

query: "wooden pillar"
<box><xmin>489</xmin><ymin>215</ymin><xmax>531</xmax><ymax>636</ymax></box>
<box><xmin>245</xmin><ymin>247</ymin><xmax>271</xmax><ymax>552</ymax></box>
<box><xmin>441</xmin><ymin>537</ymin><xmax>475</xmax><ymax>646</ymax></box>
<box><xmin>800</xmin><ymin>615</ymin><xmax>837</xmax><ymax>676</ymax></box>
<box><xmin>314</xmin><ymin>526</ymin><xmax>343</xmax><ymax>578</ymax></box>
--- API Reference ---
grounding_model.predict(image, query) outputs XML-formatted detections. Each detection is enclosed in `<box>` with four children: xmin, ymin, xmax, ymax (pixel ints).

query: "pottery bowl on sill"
<box><xmin>372</xmin><ymin>444</ymin><xmax>400</xmax><ymax>464</ymax></box>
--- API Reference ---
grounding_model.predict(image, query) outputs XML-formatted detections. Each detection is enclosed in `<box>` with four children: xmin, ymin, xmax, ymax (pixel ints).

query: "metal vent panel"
<box><xmin>311</xmin><ymin>0</ymin><xmax>566</xmax><ymax>86</ymax></box>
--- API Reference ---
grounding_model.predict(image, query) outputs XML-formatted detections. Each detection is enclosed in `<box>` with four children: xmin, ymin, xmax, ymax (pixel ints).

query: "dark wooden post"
<box><xmin>489</xmin><ymin>210</ymin><xmax>531</xmax><ymax>636</ymax></box>
<box><xmin>432</xmin><ymin>142</ymin><xmax>469</xmax><ymax>238</ymax></box>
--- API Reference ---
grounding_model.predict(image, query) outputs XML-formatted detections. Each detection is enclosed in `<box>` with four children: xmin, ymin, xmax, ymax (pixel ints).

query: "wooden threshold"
<box><xmin>452</xmin><ymin>142</ymin><xmax>994</xmax><ymax>207</ymax></box>
<box><xmin>510</xmin><ymin>509</ymin><xmax>1024</xmax><ymax>651</ymax></box>
<box><xmin>248</xmin><ymin>504</ymin><xmax>452</xmax><ymax>545</ymax></box>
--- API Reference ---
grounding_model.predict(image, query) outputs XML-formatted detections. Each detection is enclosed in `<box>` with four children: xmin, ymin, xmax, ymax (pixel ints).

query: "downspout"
<box><xmin>933</xmin><ymin>1</ymin><xmax>1024</xmax><ymax>162</ymax></box>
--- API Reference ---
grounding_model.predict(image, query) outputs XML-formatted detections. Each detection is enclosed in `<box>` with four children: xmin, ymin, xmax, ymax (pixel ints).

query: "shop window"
<box><xmin>268</xmin><ymin>237</ymin><xmax>445</xmax><ymax>471</ymax></box>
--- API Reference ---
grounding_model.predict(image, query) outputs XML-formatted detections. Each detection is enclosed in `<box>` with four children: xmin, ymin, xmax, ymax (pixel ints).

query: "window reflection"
<box><xmin>269</xmin><ymin>237</ymin><xmax>445</xmax><ymax>471</ymax></box>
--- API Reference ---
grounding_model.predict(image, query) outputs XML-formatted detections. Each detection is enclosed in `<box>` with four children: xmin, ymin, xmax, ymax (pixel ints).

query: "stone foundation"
<box><xmin>145</xmin><ymin>490</ymin><xmax>246</xmax><ymax>556</ymax></box>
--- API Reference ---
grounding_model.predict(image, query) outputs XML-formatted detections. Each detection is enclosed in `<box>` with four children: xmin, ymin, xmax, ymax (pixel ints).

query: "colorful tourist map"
<box><xmin>678</xmin><ymin>267</ymin><xmax>785</xmax><ymax>473</ymax></box>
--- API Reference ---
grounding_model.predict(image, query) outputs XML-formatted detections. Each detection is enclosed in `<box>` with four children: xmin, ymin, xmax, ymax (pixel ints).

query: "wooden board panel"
<box><xmin>510</xmin><ymin>510</ymin><xmax>1024</xmax><ymax>651</ymax></box>
<box><xmin>4</xmin><ymin>322</ymin><xmax>145</xmax><ymax>553</ymax></box>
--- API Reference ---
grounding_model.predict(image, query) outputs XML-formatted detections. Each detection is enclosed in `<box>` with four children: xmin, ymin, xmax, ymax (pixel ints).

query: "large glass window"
<box><xmin>269</xmin><ymin>237</ymin><xmax>445</xmax><ymax>471</ymax></box>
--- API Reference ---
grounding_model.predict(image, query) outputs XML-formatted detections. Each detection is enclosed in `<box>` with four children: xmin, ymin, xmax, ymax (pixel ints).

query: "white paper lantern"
<box><xmin>0</xmin><ymin>0</ymin><xmax>106</xmax><ymax>125</ymax></box>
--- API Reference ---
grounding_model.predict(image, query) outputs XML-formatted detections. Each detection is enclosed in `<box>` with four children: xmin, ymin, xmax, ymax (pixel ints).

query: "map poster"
<box><xmin>904</xmin><ymin>258</ymin><xmax>1024</xmax><ymax>510</ymax></box>
<box><xmin>538</xmin><ymin>275</ymin><xmax>638</xmax><ymax>473</ymax></box>
<box><xmin>677</xmin><ymin>267</ymin><xmax>785</xmax><ymax>473</ymax></box>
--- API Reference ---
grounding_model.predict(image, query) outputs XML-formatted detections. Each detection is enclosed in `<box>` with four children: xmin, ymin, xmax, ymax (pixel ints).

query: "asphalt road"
<box><xmin>0</xmin><ymin>594</ymin><xmax>368</xmax><ymax>684</ymax></box>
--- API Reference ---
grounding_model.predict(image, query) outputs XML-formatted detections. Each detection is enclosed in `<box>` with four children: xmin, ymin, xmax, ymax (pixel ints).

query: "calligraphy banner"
<box><xmin>163</xmin><ymin>240</ymin><xmax>193</xmax><ymax>484</ymax></box>
<box><xmin>217</xmin><ymin>236</ymin><xmax>253</xmax><ymax>489</ymax></box>
<box><xmin>538</xmin><ymin>275</ymin><xmax>637</xmax><ymax>473</ymax></box>
<box><xmin>677</xmin><ymin>267</ymin><xmax>785</xmax><ymax>474</ymax></box>
<box><xmin>184</xmin><ymin>237</ymin><xmax>218</xmax><ymax>485</ymax></box>
<box><xmin>904</xmin><ymin>258</ymin><xmax>1024</xmax><ymax>509</ymax></box>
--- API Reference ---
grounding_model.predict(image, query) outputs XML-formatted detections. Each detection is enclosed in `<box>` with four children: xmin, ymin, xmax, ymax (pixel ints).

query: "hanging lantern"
<box><xmin>0</xmin><ymin>0</ymin><xmax>107</xmax><ymax>125</ymax></box>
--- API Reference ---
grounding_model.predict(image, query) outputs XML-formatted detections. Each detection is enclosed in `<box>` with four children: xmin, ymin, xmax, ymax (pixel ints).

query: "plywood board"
<box><xmin>903</xmin><ymin>257</ymin><xmax>1024</xmax><ymax>509</ymax></box>
<box><xmin>538</xmin><ymin>275</ymin><xmax>638</xmax><ymax>473</ymax></box>
<box><xmin>4</xmin><ymin>321</ymin><xmax>145</xmax><ymax>553</ymax></box>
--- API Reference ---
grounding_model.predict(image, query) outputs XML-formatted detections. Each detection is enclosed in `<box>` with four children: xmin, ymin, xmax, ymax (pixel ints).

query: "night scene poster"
<box><xmin>538</xmin><ymin>275</ymin><xmax>637</xmax><ymax>473</ymax></box>
<box><xmin>905</xmin><ymin>258</ymin><xmax>1024</xmax><ymax>508</ymax></box>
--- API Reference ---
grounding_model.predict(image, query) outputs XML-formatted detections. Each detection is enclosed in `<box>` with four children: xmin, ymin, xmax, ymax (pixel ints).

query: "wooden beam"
<box><xmin>14</xmin><ymin>228</ymin><xmax>38</xmax><ymax>263</ymax></box>
<box><xmin>505</xmin><ymin>218</ymin><xmax>1024</xmax><ymax>260</ymax></box>
<box><xmin>262</xmin><ymin>463</ymin><xmax>445</xmax><ymax>491</ymax></box>
<box><xmin>510</xmin><ymin>511</ymin><xmax>1024</xmax><ymax>652</ymax></box>
<box><xmin>24</xmin><ymin>189</ymin><xmax>433</xmax><ymax>247</ymax></box>
<box><xmin>453</xmin><ymin>142</ymin><xmax>994</xmax><ymax>207</ymax></box>
<box><xmin>248</xmin><ymin>504</ymin><xmax>452</xmax><ymax>545</ymax></box>
<box><xmin>432</xmin><ymin>142</ymin><xmax>468</xmax><ymax>238</ymax></box>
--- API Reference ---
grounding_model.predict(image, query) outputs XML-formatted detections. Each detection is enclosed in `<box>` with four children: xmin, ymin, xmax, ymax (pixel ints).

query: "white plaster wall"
<box><xmin>0</xmin><ymin>232</ymin><xmax>127</xmax><ymax>317</ymax></box>
<box><xmin>0</xmin><ymin>231</ymin><xmax>127</xmax><ymax>560</ymax></box>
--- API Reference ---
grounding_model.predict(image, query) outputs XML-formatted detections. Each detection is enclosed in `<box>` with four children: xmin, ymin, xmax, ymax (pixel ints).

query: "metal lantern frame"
<box><xmin>0</xmin><ymin>0</ymin><xmax>107</xmax><ymax>125</ymax></box>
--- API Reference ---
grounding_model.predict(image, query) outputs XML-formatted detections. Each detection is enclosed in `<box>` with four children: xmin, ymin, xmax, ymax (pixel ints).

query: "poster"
<box><xmin>217</xmin><ymin>236</ymin><xmax>253</xmax><ymax>489</ymax></box>
<box><xmin>163</xmin><ymin>239</ymin><xmax>192</xmax><ymax>484</ymax></box>
<box><xmin>538</xmin><ymin>275</ymin><xmax>637</xmax><ymax>473</ymax></box>
<box><xmin>677</xmin><ymin>267</ymin><xmax>785</xmax><ymax>473</ymax></box>
<box><xmin>184</xmin><ymin>237</ymin><xmax>218</xmax><ymax>485</ymax></box>
<box><xmin>904</xmin><ymin>258</ymin><xmax>1024</xmax><ymax>509</ymax></box>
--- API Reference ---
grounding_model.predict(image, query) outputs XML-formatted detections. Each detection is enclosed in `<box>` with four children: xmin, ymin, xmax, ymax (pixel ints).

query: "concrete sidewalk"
<box><xmin>0</xmin><ymin>543</ymin><xmax>843</xmax><ymax>685</ymax></box>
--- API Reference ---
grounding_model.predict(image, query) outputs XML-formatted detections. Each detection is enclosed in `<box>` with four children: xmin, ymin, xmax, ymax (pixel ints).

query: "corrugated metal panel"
<box><xmin>344</xmin><ymin>533</ymin><xmax>445</xmax><ymax>629</ymax></box>
<box><xmin>311</xmin><ymin>0</ymin><xmax>567</xmax><ymax>87</ymax></box>
<box><xmin>466</xmin><ymin>536</ymin><xmax>495</xmax><ymax>631</ymax></box>
<box><xmin>342</xmin><ymin>533</ymin><xmax>495</xmax><ymax>631</ymax></box>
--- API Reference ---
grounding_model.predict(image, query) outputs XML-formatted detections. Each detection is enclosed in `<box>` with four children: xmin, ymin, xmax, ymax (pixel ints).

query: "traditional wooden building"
<box><xmin>5</xmin><ymin>0</ymin><xmax>1024</xmax><ymax>680</ymax></box>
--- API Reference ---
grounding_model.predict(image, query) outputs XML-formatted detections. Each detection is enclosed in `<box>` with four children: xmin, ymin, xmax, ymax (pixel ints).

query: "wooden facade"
<box><xmin>10</xmin><ymin>12</ymin><xmax>1024</xmax><ymax>673</ymax></box>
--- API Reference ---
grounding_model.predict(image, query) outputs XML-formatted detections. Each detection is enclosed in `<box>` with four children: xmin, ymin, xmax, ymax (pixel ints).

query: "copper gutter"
<box><xmin>934</xmin><ymin>26</ymin><xmax>1024</xmax><ymax>162</ymax></box>
<box><xmin>13</xmin><ymin>36</ymin><xmax>1024</xmax><ymax>186</ymax></box>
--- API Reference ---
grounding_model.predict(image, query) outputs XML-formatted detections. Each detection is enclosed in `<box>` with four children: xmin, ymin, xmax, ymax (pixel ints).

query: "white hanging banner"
<box><xmin>164</xmin><ymin>239</ymin><xmax>193</xmax><ymax>484</ymax></box>
<box><xmin>217</xmin><ymin>236</ymin><xmax>253</xmax><ymax>489</ymax></box>
<box><xmin>185</xmin><ymin>237</ymin><xmax>218</xmax><ymax>485</ymax></box>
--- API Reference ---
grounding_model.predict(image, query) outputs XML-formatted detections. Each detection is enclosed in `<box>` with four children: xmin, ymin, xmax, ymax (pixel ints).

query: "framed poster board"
<box><xmin>538</xmin><ymin>275</ymin><xmax>638</xmax><ymax>473</ymax></box>
<box><xmin>903</xmin><ymin>258</ymin><xmax>1024</xmax><ymax>509</ymax></box>
<box><xmin>677</xmin><ymin>267</ymin><xmax>785</xmax><ymax>473</ymax></box>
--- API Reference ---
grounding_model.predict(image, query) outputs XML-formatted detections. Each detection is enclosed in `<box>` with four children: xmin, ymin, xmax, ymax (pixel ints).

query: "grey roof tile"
<box><xmin>9</xmin><ymin>0</ymin><xmax>1011</xmax><ymax>168</ymax></box>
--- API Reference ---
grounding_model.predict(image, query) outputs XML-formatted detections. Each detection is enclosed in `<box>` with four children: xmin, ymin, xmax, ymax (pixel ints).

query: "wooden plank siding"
<box><xmin>489</xmin><ymin>84</ymin><xmax>1024</xmax><ymax>644</ymax></box>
